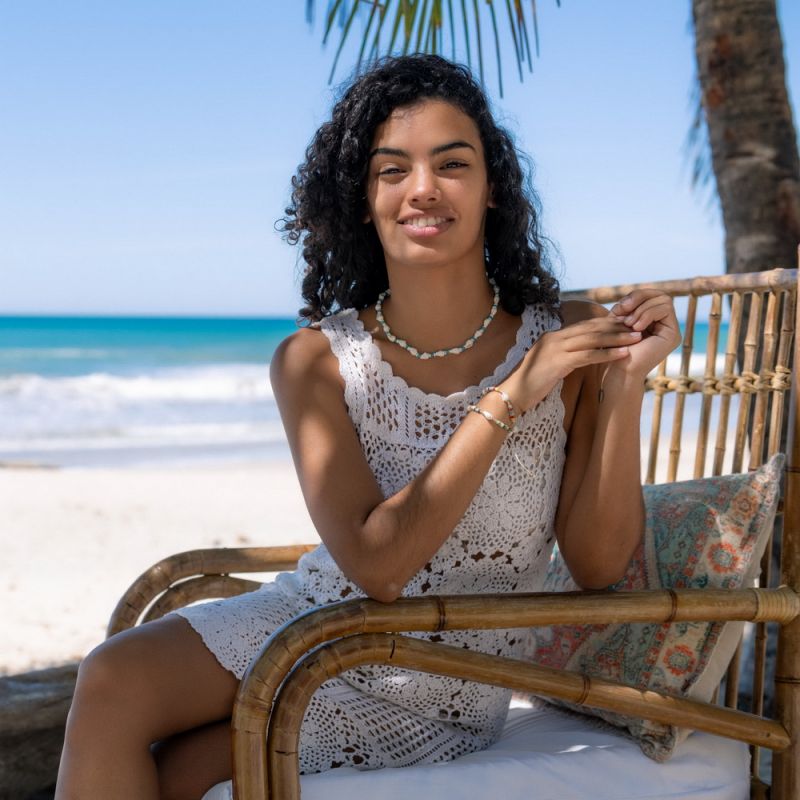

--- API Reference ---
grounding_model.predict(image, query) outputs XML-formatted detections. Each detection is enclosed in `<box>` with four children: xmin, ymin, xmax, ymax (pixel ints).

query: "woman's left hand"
<box><xmin>607</xmin><ymin>289</ymin><xmax>682</xmax><ymax>377</ymax></box>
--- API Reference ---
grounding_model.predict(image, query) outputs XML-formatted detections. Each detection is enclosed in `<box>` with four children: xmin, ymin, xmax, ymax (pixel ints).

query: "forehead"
<box><xmin>370</xmin><ymin>99</ymin><xmax>482</xmax><ymax>148</ymax></box>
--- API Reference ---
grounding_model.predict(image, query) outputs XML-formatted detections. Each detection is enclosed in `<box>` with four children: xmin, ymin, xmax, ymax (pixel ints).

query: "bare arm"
<box><xmin>271</xmin><ymin>329</ymin><xmax>515</xmax><ymax>601</ymax></box>
<box><xmin>552</xmin><ymin>294</ymin><xmax>681</xmax><ymax>588</ymax></box>
<box><xmin>553</xmin><ymin>352</ymin><xmax>646</xmax><ymax>589</ymax></box>
<box><xmin>271</xmin><ymin>313</ymin><xmax>642</xmax><ymax>602</ymax></box>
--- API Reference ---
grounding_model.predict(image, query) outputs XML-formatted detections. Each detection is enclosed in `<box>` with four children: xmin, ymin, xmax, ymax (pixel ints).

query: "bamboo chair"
<box><xmin>109</xmin><ymin>266</ymin><xmax>800</xmax><ymax>800</ymax></box>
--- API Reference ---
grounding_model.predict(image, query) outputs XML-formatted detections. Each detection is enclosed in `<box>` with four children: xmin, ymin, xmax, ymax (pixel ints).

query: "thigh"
<box><xmin>79</xmin><ymin>614</ymin><xmax>239</xmax><ymax>742</ymax></box>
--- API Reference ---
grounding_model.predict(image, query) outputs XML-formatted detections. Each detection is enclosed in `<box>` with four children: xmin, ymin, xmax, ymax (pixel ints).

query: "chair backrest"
<box><xmin>562</xmin><ymin>266</ymin><xmax>799</xmax><ymax>787</ymax></box>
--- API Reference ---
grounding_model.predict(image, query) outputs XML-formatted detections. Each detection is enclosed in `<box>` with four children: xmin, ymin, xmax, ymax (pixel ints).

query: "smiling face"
<box><xmin>363</xmin><ymin>99</ymin><xmax>496</xmax><ymax>275</ymax></box>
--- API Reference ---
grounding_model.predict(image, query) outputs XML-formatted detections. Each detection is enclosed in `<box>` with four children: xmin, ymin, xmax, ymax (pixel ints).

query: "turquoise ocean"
<box><xmin>1</xmin><ymin>315</ymin><xmax>720</xmax><ymax>469</ymax></box>
<box><xmin>0</xmin><ymin>316</ymin><xmax>298</xmax><ymax>468</ymax></box>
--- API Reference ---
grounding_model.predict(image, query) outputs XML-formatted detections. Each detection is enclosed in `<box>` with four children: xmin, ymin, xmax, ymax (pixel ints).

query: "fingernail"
<box><xmin>624</xmin><ymin>315</ymin><xmax>634</xmax><ymax>324</ymax></box>
<box><xmin>629</xmin><ymin>331</ymin><xmax>641</xmax><ymax>337</ymax></box>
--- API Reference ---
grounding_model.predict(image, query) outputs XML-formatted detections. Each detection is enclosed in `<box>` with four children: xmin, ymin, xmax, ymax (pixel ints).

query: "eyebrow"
<box><xmin>368</xmin><ymin>140</ymin><xmax>477</xmax><ymax>159</ymax></box>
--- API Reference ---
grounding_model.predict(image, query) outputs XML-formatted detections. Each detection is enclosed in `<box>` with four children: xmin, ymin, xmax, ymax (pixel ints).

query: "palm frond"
<box><xmin>414</xmin><ymin>0</ymin><xmax>430</xmax><ymax>52</ymax></box>
<box><xmin>503</xmin><ymin>0</ymin><xmax>523</xmax><ymax>82</ymax></box>
<box><xmin>327</xmin><ymin>0</ymin><xmax>362</xmax><ymax>82</ymax></box>
<box><xmin>471</xmin><ymin>0</ymin><xmax>485</xmax><ymax>84</ymax></box>
<box><xmin>322</xmin><ymin>0</ymin><xmax>346</xmax><ymax>46</ymax></box>
<box><xmin>683</xmin><ymin>73</ymin><xmax>718</xmax><ymax>216</ymax></box>
<box><xmin>517</xmin><ymin>0</ymin><xmax>534</xmax><ymax>71</ymax></box>
<box><xmin>530</xmin><ymin>0</ymin><xmax>540</xmax><ymax>57</ymax></box>
<box><xmin>446</xmin><ymin>0</ymin><xmax>456</xmax><ymax>59</ymax></box>
<box><xmin>486</xmin><ymin>1</ymin><xmax>503</xmax><ymax>96</ymax></box>
<box><xmin>308</xmin><ymin>0</ymin><xmax>552</xmax><ymax>97</ymax></box>
<box><xmin>356</xmin><ymin>0</ymin><xmax>381</xmax><ymax>67</ymax></box>
<box><xmin>460</xmin><ymin>0</ymin><xmax>472</xmax><ymax>70</ymax></box>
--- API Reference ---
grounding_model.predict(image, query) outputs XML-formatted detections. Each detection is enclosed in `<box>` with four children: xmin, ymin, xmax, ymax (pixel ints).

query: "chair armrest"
<box><xmin>107</xmin><ymin>544</ymin><xmax>316</xmax><ymax>636</ymax></box>
<box><xmin>230</xmin><ymin>586</ymin><xmax>800</xmax><ymax>800</ymax></box>
<box><xmin>260</xmin><ymin>633</ymin><xmax>790</xmax><ymax>800</ymax></box>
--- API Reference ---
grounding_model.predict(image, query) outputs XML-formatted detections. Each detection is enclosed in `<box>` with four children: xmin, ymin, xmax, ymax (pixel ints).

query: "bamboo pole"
<box><xmin>669</xmin><ymin>296</ymin><xmax>697</xmax><ymax>482</ymax></box>
<box><xmin>750</xmin><ymin>290</ymin><xmax>780</xmax><ymax>470</ymax></box>
<box><xmin>772</xmin><ymin>252</ymin><xmax>800</xmax><ymax>798</ymax></box>
<box><xmin>266</xmin><ymin>634</ymin><xmax>792</xmax><ymax>800</ymax></box>
<box><xmin>714</xmin><ymin>292</ymin><xmax>744</xmax><ymax>475</ymax></box>
<box><xmin>747</xmin><ymin>291</ymin><xmax>786</xmax><ymax>782</ymax></box>
<box><xmin>724</xmin><ymin>639</ymin><xmax>743</xmax><ymax>708</ymax></box>
<box><xmin>694</xmin><ymin>293</ymin><xmax>722</xmax><ymax>477</ymax></box>
<box><xmin>646</xmin><ymin>355</ymin><xmax>667</xmax><ymax>485</ymax></box>
<box><xmin>560</xmin><ymin>268</ymin><xmax>798</xmax><ymax>305</ymax></box>
<box><xmin>714</xmin><ymin>288</ymin><xmax>781</xmax><ymax>782</ymax></box>
<box><xmin>769</xmin><ymin>289</ymin><xmax>796</xmax><ymax>458</ymax></box>
<box><xmin>732</xmin><ymin>292</ymin><xmax>763</xmax><ymax>474</ymax></box>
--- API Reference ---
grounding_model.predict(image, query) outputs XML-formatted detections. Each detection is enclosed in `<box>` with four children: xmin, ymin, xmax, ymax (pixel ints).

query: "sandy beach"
<box><xmin>0</xmin><ymin>461</ymin><xmax>319</xmax><ymax>675</ymax></box>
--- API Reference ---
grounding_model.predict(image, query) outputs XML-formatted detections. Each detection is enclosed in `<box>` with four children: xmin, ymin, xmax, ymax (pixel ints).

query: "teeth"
<box><xmin>404</xmin><ymin>216</ymin><xmax>448</xmax><ymax>228</ymax></box>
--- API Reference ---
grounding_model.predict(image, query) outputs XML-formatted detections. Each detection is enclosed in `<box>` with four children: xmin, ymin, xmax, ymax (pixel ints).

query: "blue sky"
<box><xmin>1</xmin><ymin>2</ymin><xmax>798</xmax><ymax>316</ymax></box>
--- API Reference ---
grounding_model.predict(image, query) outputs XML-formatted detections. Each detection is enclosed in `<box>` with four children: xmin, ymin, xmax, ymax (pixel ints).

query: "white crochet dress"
<box><xmin>175</xmin><ymin>302</ymin><xmax>567</xmax><ymax>774</ymax></box>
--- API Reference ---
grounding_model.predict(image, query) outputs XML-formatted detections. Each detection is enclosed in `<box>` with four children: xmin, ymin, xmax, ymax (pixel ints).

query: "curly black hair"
<box><xmin>278</xmin><ymin>53</ymin><xmax>560</xmax><ymax>323</ymax></box>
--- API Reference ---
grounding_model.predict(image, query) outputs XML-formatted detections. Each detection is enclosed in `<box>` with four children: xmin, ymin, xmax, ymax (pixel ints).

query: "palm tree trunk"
<box><xmin>692</xmin><ymin>0</ymin><xmax>800</xmax><ymax>275</ymax></box>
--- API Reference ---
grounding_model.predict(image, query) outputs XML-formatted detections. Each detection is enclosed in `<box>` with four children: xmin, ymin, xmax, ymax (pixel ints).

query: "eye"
<box><xmin>443</xmin><ymin>160</ymin><xmax>467</xmax><ymax>169</ymax></box>
<box><xmin>378</xmin><ymin>166</ymin><xmax>404</xmax><ymax>176</ymax></box>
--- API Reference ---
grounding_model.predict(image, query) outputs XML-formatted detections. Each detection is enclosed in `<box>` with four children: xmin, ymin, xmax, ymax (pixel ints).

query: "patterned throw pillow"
<box><xmin>528</xmin><ymin>454</ymin><xmax>784</xmax><ymax>761</ymax></box>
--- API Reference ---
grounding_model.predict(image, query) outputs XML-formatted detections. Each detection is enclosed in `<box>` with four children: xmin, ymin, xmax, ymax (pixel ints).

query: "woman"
<box><xmin>56</xmin><ymin>54</ymin><xmax>680</xmax><ymax>799</ymax></box>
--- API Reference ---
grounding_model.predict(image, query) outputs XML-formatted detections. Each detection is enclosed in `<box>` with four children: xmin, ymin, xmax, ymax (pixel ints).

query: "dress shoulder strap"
<box><xmin>318</xmin><ymin>309</ymin><xmax>372</xmax><ymax>426</ymax></box>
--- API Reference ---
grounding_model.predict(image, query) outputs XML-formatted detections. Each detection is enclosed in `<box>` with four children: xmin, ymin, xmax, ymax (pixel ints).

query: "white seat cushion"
<box><xmin>201</xmin><ymin>703</ymin><xmax>750</xmax><ymax>800</ymax></box>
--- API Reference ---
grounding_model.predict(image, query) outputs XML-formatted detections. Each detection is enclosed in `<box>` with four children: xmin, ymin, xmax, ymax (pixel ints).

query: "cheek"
<box><xmin>370</xmin><ymin>194</ymin><xmax>403</xmax><ymax>227</ymax></box>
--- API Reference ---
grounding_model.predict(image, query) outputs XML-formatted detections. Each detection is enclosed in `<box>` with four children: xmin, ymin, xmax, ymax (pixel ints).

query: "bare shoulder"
<box><xmin>559</xmin><ymin>299</ymin><xmax>608</xmax><ymax>326</ymax></box>
<box><xmin>269</xmin><ymin>325</ymin><xmax>344</xmax><ymax>397</ymax></box>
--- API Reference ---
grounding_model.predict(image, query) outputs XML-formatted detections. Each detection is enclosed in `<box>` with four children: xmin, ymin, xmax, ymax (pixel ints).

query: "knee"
<box><xmin>71</xmin><ymin>629</ymin><xmax>156</xmax><ymax>727</ymax></box>
<box><xmin>76</xmin><ymin>635</ymin><xmax>129</xmax><ymax>700</ymax></box>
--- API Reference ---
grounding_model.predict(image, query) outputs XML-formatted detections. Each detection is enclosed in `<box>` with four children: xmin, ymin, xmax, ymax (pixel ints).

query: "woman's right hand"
<box><xmin>500</xmin><ymin>315</ymin><xmax>642</xmax><ymax>412</ymax></box>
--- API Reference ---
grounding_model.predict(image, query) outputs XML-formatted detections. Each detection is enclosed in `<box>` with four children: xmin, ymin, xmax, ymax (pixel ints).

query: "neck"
<box><xmin>380</xmin><ymin>263</ymin><xmax>497</xmax><ymax>354</ymax></box>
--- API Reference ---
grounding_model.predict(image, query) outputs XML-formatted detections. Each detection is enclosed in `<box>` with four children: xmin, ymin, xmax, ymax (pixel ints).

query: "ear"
<box><xmin>487</xmin><ymin>183</ymin><xmax>497</xmax><ymax>209</ymax></box>
<box><xmin>363</xmin><ymin>211</ymin><xmax>372</xmax><ymax>224</ymax></box>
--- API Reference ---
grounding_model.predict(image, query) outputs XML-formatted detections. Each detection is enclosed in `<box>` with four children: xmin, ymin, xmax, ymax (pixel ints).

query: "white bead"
<box><xmin>420</xmin><ymin>352</ymin><xmax>431</xmax><ymax>360</ymax></box>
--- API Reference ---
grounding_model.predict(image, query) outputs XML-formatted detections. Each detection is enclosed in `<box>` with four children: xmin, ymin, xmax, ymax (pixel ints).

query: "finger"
<box><xmin>565</xmin><ymin>329</ymin><xmax>643</xmax><ymax>354</ymax></box>
<box><xmin>620</xmin><ymin>297</ymin><xmax>674</xmax><ymax>330</ymax></box>
<box><xmin>609</xmin><ymin>289</ymin><xmax>664</xmax><ymax>318</ymax></box>
<box><xmin>562</xmin><ymin>316</ymin><xmax>635</xmax><ymax>338</ymax></box>
<box><xmin>631</xmin><ymin>302</ymin><xmax>679</xmax><ymax>334</ymax></box>
<box><xmin>633</xmin><ymin>304</ymin><xmax>679</xmax><ymax>334</ymax></box>
<box><xmin>577</xmin><ymin>345</ymin><xmax>632</xmax><ymax>366</ymax></box>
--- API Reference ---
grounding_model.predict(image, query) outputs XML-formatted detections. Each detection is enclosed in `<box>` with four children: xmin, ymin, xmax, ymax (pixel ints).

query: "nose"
<box><xmin>409</xmin><ymin>164</ymin><xmax>441</xmax><ymax>203</ymax></box>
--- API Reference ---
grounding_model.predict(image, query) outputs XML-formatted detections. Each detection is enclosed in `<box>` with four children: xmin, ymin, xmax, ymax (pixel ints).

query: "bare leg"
<box><xmin>153</xmin><ymin>720</ymin><xmax>233</xmax><ymax>800</ymax></box>
<box><xmin>56</xmin><ymin>615</ymin><xmax>238</xmax><ymax>800</ymax></box>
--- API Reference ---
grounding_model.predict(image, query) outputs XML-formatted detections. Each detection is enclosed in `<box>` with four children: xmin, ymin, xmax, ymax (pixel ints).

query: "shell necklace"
<box><xmin>375</xmin><ymin>277</ymin><xmax>500</xmax><ymax>360</ymax></box>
